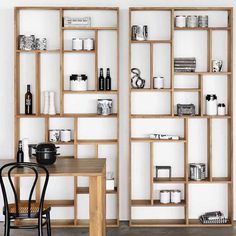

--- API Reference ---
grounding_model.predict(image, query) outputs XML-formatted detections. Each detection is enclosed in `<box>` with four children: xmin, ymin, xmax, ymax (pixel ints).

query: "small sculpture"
<box><xmin>131</xmin><ymin>68</ymin><xmax>145</xmax><ymax>89</ymax></box>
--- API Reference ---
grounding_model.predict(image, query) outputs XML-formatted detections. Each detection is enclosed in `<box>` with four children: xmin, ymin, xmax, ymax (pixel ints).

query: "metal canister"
<box><xmin>186</xmin><ymin>15</ymin><xmax>198</xmax><ymax>28</ymax></box>
<box><xmin>84</xmin><ymin>38</ymin><xmax>94</xmax><ymax>51</ymax></box>
<box><xmin>198</xmin><ymin>15</ymin><xmax>208</xmax><ymax>28</ymax></box>
<box><xmin>19</xmin><ymin>35</ymin><xmax>36</xmax><ymax>50</ymax></box>
<box><xmin>175</xmin><ymin>15</ymin><xmax>186</xmax><ymax>28</ymax></box>
<box><xmin>131</xmin><ymin>25</ymin><xmax>148</xmax><ymax>41</ymax></box>
<box><xmin>171</xmin><ymin>190</ymin><xmax>181</xmax><ymax>204</ymax></box>
<box><xmin>189</xmin><ymin>163</ymin><xmax>206</xmax><ymax>181</ymax></box>
<box><xmin>160</xmin><ymin>190</ymin><xmax>171</xmax><ymax>204</ymax></box>
<box><xmin>97</xmin><ymin>99</ymin><xmax>113</xmax><ymax>116</ymax></box>
<box><xmin>153</xmin><ymin>76</ymin><xmax>164</xmax><ymax>89</ymax></box>
<box><xmin>49</xmin><ymin>129</ymin><xmax>60</xmax><ymax>142</ymax></box>
<box><xmin>35</xmin><ymin>38</ymin><xmax>47</xmax><ymax>50</ymax></box>
<box><xmin>60</xmin><ymin>129</ymin><xmax>71</xmax><ymax>142</ymax></box>
<box><xmin>72</xmin><ymin>38</ymin><xmax>83</xmax><ymax>50</ymax></box>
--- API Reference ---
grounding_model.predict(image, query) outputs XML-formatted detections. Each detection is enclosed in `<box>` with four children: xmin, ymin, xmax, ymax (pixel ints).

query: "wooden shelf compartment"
<box><xmin>77</xmin><ymin>186</ymin><xmax>118</xmax><ymax>194</ymax></box>
<box><xmin>188</xmin><ymin>177</ymin><xmax>231</xmax><ymax>184</ymax></box>
<box><xmin>131</xmin><ymin>138</ymin><xmax>186</xmax><ymax>143</ymax></box>
<box><xmin>77</xmin><ymin>139</ymin><xmax>118</xmax><ymax>144</ymax></box>
<box><xmin>62</xmin><ymin>26</ymin><xmax>118</xmax><ymax>31</ymax></box>
<box><xmin>153</xmin><ymin>177</ymin><xmax>186</xmax><ymax>183</ymax></box>
<box><xmin>130</xmin><ymin>219</ymin><xmax>186</xmax><ymax>227</ymax></box>
<box><xmin>131</xmin><ymin>199</ymin><xmax>186</xmax><ymax>207</ymax></box>
<box><xmin>131</xmin><ymin>88</ymin><xmax>171</xmax><ymax>92</ymax></box>
<box><xmin>63</xmin><ymin>90</ymin><xmax>118</xmax><ymax>94</ymax></box>
<box><xmin>174</xmin><ymin>27</ymin><xmax>231</xmax><ymax>31</ymax></box>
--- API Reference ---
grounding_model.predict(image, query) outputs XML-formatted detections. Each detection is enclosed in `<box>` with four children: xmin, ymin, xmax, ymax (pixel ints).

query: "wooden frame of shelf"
<box><xmin>129</xmin><ymin>7</ymin><xmax>233</xmax><ymax>227</ymax></box>
<box><xmin>14</xmin><ymin>6</ymin><xmax>119</xmax><ymax>228</ymax></box>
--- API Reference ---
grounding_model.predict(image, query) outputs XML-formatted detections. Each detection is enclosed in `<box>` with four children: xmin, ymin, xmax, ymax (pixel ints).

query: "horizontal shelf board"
<box><xmin>63</xmin><ymin>90</ymin><xmax>117</xmax><ymax>94</ymax></box>
<box><xmin>174</xmin><ymin>27</ymin><xmax>231</xmax><ymax>31</ymax></box>
<box><xmin>130</xmin><ymin>7</ymin><xmax>232</xmax><ymax>11</ymax></box>
<box><xmin>131</xmin><ymin>199</ymin><xmax>185</xmax><ymax>207</ymax></box>
<box><xmin>153</xmin><ymin>177</ymin><xmax>186</xmax><ymax>183</ymax></box>
<box><xmin>77</xmin><ymin>139</ymin><xmax>118</xmax><ymax>144</ymax></box>
<box><xmin>130</xmin><ymin>219</ymin><xmax>186</xmax><ymax>227</ymax></box>
<box><xmin>131</xmin><ymin>138</ymin><xmax>186</xmax><ymax>143</ymax></box>
<box><xmin>44</xmin><ymin>200</ymin><xmax>74</xmax><ymax>207</ymax></box>
<box><xmin>49</xmin><ymin>141</ymin><xmax>74</xmax><ymax>145</ymax></box>
<box><xmin>188</xmin><ymin>219</ymin><xmax>232</xmax><ymax>227</ymax></box>
<box><xmin>131</xmin><ymin>88</ymin><xmax>171</xmax><ymax>92</ymax></box>
<box><xmin>77</xmin><ymin>186</ymin><xmax>118</xmax><ymax>194</ymax></box>
<box><xmin>132</xmin><ymin>114</ymin><xmax>230</xmax><ymax>119</ymax></box>
<box><xmin>189</xmin><ymin>177</ymin><xmax>231</xmax><ymax>184</ymax></box>
<box><xmin>174</xmin><ymin>88</ymin><xmax>201</xmax><ymax>92</ymax></box>
<box><xmin>62</xmin><ymin>26</ymin><xmax>117</xmax><ymax>31</ymax></box>
<box><xmin>16</xmin><ymin>113</ymin><xmax>118</xmax><ymax>118</ymax></box>
<box><xmin>16</xmin><ymin>49</ymin><xmax>60</xmax><ymax>53</ymax></box>
<box><xmin>76</xmin><ymin>219</ymin><xmax>118</xmax><ymax>227</ymax></box>
<box><xmin>174</xmin><ymin>72</ymin><xmax>231</xmax><ymax>75</ymax></box>
<box><xmin>63</xmin><ymin>50</ymin><xmax>95</xmax><ymax>53</ymax></box>
<box><xmin>131</xmin><ymin>40</ymin><xmax>171</xmax><ymax>44</ymax></box>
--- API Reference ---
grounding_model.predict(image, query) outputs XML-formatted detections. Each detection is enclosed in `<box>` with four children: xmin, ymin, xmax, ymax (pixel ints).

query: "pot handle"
<box><xmin>56</xmin><ymin>146</ymin><xmax>60</xmax><ymax>149</ymax></box>
<box><xmin>56</xmin><ymin>153</ymin><xmax>60</xmax><ymax>156</ymax></box>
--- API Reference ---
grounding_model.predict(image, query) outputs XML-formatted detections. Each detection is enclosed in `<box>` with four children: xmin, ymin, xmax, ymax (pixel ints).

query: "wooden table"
<box><xmin>0</xmin><ymin>158</ymin><xmax>106</xmax><ymax>236</ymax></box>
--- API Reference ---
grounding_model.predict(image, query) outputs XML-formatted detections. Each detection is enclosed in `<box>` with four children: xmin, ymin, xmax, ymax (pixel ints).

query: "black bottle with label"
<box><xmin>25</xmin><ymin>84</ymin><xmax>32</xmax><ymax>114</ymax></box>
<box><xmin>98</xmin><ymin>68</ymin><xmax>105</xmax><ymax>90</ymax></box>
<box><xmin>105</xmin><ymin>68</ymin><xmax>111</xmax><ymax>90</ymax></box>
<box><xmin>17</xmin><ymin>140</ymin><xmax>24</xmax><ymax>163</ymax></box>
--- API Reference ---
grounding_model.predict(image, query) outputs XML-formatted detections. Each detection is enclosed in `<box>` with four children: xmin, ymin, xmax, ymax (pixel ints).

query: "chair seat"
<box><xmin>4</xmin><ymin>202</ymin><xmax>50</xmax><ymax>216</ymax></box>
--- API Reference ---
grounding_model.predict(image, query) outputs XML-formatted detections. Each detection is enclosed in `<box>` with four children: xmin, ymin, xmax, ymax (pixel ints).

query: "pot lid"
<box><xmin>35</xmin><ymin>142</ymin><xmax>57</xmax><ymax>152</ymax></box>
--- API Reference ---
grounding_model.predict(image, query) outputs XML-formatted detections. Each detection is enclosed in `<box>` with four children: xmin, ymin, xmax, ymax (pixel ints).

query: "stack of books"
<box><xmin>174</xmin><ymin>57</ymin><xmax>196</xmax><ymax>72</ymax></box>
<box><xmin>199</xmin><ymin>211</ymin><xmax>229</xmax><ymax>224</ymax></box>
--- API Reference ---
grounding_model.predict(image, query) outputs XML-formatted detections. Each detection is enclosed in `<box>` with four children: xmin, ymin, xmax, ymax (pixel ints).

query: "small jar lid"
<box><xmin>160</xmin><ymin>190</ymin><xmax>170</xmax><ymax>193</ymax></box>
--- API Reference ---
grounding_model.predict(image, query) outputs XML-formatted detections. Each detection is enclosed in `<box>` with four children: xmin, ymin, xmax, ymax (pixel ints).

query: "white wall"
<box><xmin>0</xmin><ymin>0</ymin><xmax>235</xmax><ymax>221</ymax></box>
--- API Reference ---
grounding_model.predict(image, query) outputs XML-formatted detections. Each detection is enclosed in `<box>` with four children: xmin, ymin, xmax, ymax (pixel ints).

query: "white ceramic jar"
<box><xmin>175</xmin><ymin>15</ymin><xmax>186</xmax><ymax>28</ymax></box>
<box><xmin>171</xmin><ymin>190</ymin><xmax>181</xmax><ymax>204</ymax></box>
<box><xmin>84</xmin><ymin>38</ymin><xmax>94</xmax><ymax>51</ymax></box>
<box><xmin>206</xmin><ymin>94</ymin><xmax>217</xmax><ymax>115</ymax></box>
<box><xmin>153</xmin><ymin>76</ymin><xmax>164</xmax><ymax>89</ymax></box>
<box><xmin>70</xmin><ymin>74</ymin><xmax>88</xmax><ymax>91</ymax></box>
<box><xmin>187</xmin><ymin>15</ymin><xmax>198</xmax><ymax>28</ymax></box>
<box><xmin>61</xmin><ymin>129</ymin><xmax>71</xmax><ymax>142</ymax></box>
<box><xmin>72</xmin><ymin>38</ymin><xmax>83</xmax><ymax>50</ymax></box>
<box><xmin>160</xmin><ymin>190</ymin><xmax>170</xmax><ymax>204</ymax></box>
<box><xmin>218</xmin><ymin>103</ymin><xmax>226</xmax><ymax>116</ymax></box>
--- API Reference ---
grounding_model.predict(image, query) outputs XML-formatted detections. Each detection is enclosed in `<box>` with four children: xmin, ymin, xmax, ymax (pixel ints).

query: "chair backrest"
<box><xmin>0</xmin><ymin>162</ymin><xmax>49</xmax><ymax>218</ymax></box>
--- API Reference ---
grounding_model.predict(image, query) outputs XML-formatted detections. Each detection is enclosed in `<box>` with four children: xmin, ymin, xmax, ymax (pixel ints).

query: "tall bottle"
<box><xmin>25</xmin><ymin>84</ymin><xmax>32</xmax><ymax>115</ymax></box>
<box><xmin>17</xmin><ymin>140</ymin><xmax>24</xmax><ymax>163</ymax></box>
<box><xmin>105</xmin><ymin>68</ymin><xmax>111</xmax><ymax>90</ymax></box>
<box><xmin>98</xmin><ymin>68</ymin><xmax>105</xmax><ymax>90</ymax></box>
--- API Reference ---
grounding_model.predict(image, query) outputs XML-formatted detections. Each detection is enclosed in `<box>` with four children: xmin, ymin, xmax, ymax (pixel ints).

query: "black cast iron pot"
<box><xmin>33</xmin><ymin>143</ymin><xmax>60</xmax><ymax>165</ymax></box>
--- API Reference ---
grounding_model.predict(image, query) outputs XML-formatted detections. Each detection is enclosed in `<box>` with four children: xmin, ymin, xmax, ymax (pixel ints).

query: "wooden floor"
<box><xmin>1</xmin><ymin>222</ymin><xmax>236</xmax><ymax>236</ymax></box>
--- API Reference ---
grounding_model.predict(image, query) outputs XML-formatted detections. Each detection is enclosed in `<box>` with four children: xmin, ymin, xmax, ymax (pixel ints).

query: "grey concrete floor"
<box><xmin>1</xmin><ymin>222</ymin><xmax>236</xmax><ymax>236</ymax></box>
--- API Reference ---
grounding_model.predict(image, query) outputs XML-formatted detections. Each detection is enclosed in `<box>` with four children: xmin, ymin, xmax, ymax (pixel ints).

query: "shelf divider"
<box><xmin>150</xmin><ymin>142</ymin><xmax>154</xmax><ymax>205</ymax></box>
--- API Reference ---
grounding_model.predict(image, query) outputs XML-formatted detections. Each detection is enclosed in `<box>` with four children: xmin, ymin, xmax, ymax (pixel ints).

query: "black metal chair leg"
<box><xmin>46</xmin><ymin>212</ymin><xmax>51</xmax><ymax>236</ymax></box>
<box><xmin>38</xmin><ymin>217</ymin><xmax>44</xmax><ymax>236</ymax></box>
<box><xmin>4</xmin><ymin>216</ymin><xmax>10</xmax><ymax>236</ymax></box>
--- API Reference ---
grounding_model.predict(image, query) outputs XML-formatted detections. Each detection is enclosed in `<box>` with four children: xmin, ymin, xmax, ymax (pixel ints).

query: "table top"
<box><xmin>0</xmin><ymin>158</ymin><xmax>106</xmax><ymax>177</ymax></box>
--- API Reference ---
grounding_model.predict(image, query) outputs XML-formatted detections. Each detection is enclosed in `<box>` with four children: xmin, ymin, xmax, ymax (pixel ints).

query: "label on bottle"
<box><xmin>26</xmin><ymin>98</ymin><xmax>31</xmax><ymax>106</ymax></box>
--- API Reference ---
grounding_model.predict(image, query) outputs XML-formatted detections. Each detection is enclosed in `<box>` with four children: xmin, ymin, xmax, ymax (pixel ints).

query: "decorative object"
<box><xmin>199</xmin><ymin>211</ymin><xmax>229</xmax><ymax>224</ymax></box>
<box><xmin>198</xmin><ymin>15</ymin><xmax>208</xmax><ymax>28</ymax></box>
<box><xmin>189</xmin><ymin>163</ymin><xmax>206</xmax><ymax>181</ymax></box>
<box><xmin>60</xmin><ymin>129</ymin><xmax>71</xmax><ymax>142</ymax></box>
<box><xmin>43</xmin><ymin>91</ymin><xmax>49</xmax><ymax>114</ymax></box>
<box><xmin>131</xmin><ymin>25</ymin><xmax>148</xmax><ymax>41</ymax></box>
<box><xmin>70</xmin><ymin>74</ymin><xmax>88</xmax><ymax>91</ymax></box>
<box><xmin>153</xmin><ymin>76</ymin><xmax>164</xmax><ymax>89</ymax></box>
<box><xmin>171</xmin><ymin>190</ymin><xmax>181</xmax><ymax>204</ymax></box>
<box><xmin>106</xmin><ymin>172</ymin><xmax>115</xmax><ymax>191</ymax></box>
<box><xmin>22</xmin><ymin>138</ymin><xmax>30</xmax><ymax>162</ymax></box>
<box><xmin>72</xmin><ymin>38</ymin><xmax>83</xmax><ymax>50</ymax></box>
<box><xmin>160</xmin><ymin>190</ymin><xmax>171</xmax><ymax>204</ymax></box>
<box><xmin>35</xmin><ymin>38</ymin><xmax>47</xmax><ymax>50</ymax></box>
<box><xmin>206</xmin><ymin>94</ymin><xmax>217</xmax><ymax>115</ymax></box>
<box><xmin>64</xmin><ymin>17</ymin><xmax>91</xmax><ymax>27</ymax></box>
<box><xmin>19</xmin><ymin>35</ymin><xmax>36</xmax><ymax>50</ymax></box>
<box><xmin>33</xmin><ymin>142</ymin><xmax>60</xmax><ymax>165</ymax></box>
<box><xmin>83</xmin><ymin>38</ymin><xmax>94</xmax><ymax>51</ymax></box>
<box><xmin>97</xmin><ymin>99</ymin><xmax>113</xmax><ymax>116</ymax></box>
<box><xmin>175</xmin><ymin>15</ymin><xmax>186</xmax><ymax>27</ymax></box>
<box><xmin>212</xmin><ymin>60</ymin><xmax>223</xmax><ymax>72</ymax></box>
<box><xmin>186</xmin><ymin>15</ymin><xmax>198</xmax><ymax>27</ymax></box>
<box><xmin>149</xmin><ymin>134</ymin><xmax>180</xmax><ymax>140</ymax></box>
<box><xmin>174</xmin><ymin>57</ymin><xmax>196</xmax><ymax>72</ymax></box>
<box><xmin>49</xmin><ymin>91</ymin><xmax>56</xmax><ymax>115</ymax></box>
<box><xmin>155</xmin><ymin>166</ymin><xmax>171</xmax><ymax>179</ymax></box>
<box><xmin>177</xmin><ymin>104</ymin><xmax>195</xmax><ymax>116</ymax></box>
<box><xmin>49</xmin><ymin>129</ymin><xmax>60</xmax><ymax>142</ymax></box>
<box><xmin>218</xmin><ymin>103</ymin><xmax>226</xmax><ymax>116</ymax></box>
<box><xmin>131</xmin><ymin>68</ymin><xmax>145</xmax><ymax>89</ymax></box>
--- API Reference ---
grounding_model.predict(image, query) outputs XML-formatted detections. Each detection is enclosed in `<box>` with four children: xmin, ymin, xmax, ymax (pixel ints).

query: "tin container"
<box><xmin>175</xmin><ymin>15</ymin><xmax>186</xmax><ymax>28</ymax></box>
<box><xmin>206</xmin><ymin>94</ymin><xmax>217</xmax><ymax>115</ymax></box>
<box><xmin>171</xmin><ymin>190</ymin><xmax>181</xmax><ymax>204</ymax></box>
<box><xmin>186</xmin><ymin>15</ymin><xmax>198</xmax><ymax>28</ymax></box>
<box><xmin>189</xmin><ymin>163</ymin><xmax>206</xmax><ymax>181</ymax></box>
<box><xmin>218</xmin><ymin>103</ymin><xmax>226</xmax><ymax>116</ymax></box>
<box><xmin>97</xmin><ymin>99</ymin><xmax>113</xmax><ymax>116</ymax></box>
<box><xmin>212</xmin><ymin>60</ymin><xmax>223</xmax><ymax>72</ymax></box>
<box><xmin>70</xmin><ymin>74</ymin><xmax>88</xmax><ymax>91</ymax></box>
<box><xmin>153</xmin><ymin>76</ymin><xmax>164</xmax><ymax>89</ymax></box>
<box><xmin>19</xmin><ymin>35</ymin><xmax>36</xmax><ymax>50</ymax></box>
<box><xmin>160</xmin><ymin>190</ymin><xmax>171</xmax><ymax>204</ymax></box>
<box><xmin>49</xmin><ymin>129</ymin><xmax>60</xmax><ymax>142</ymax></box>
<box><xmin>35</xmin><ymin>38</ymin><xmax>47</xmax><ymax>50</ymax></box>
<box><xmin>72</xmin><ymin>38</ymin><xmax>83</xmax><ymax>50</ymax></box>
<box><xmin>131</xmin><ymin>25</ymin><xmax>148</xmax><ymax>41</ymax></box>
<box><xmin>64</xmin><ymin>17</ymin><xmax>91</xmax><ymax>27</ymax></box>
<box><xmin>84</xmin><ymin>38</ymin><xmax>94</xmax><ymax>51</ymax></box>
<box><xmin>198</xmin><ymin>15</ymin><xmax>208</xmax><ymax>28</ymax></box>
<box><xmin>61</xmin><ymin>129</ymin><xmax>71</xmax><ymax>142</ymax></box>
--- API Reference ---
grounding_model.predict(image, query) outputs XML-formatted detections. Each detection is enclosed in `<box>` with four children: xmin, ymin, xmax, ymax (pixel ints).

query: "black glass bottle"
<box><xmin>105</xmin><ymin>68</ymin><xmax>111</xmax><ymax>90</ymax></box>
<box><xmin>17</xmin><ymin>140</ymin><xmax>24</xmax><ymax>163</ymax></box>
<box><xmin>98</xmin><ymin>68</ymin><xmax>105</xmax><ymax>90</ymax></box>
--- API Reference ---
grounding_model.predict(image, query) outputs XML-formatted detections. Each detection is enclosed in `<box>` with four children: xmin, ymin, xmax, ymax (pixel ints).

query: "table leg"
<box><xmin>89</xmin><ymin>175</ymin><xmax>106</xmax><ymax>236</ymax></box>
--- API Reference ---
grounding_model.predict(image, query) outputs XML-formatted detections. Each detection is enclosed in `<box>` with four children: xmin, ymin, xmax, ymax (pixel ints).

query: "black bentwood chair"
<box><xmin>0</xmin><ymin>162</ymin><xmax>51</xmax><ymax>236</ymax></box>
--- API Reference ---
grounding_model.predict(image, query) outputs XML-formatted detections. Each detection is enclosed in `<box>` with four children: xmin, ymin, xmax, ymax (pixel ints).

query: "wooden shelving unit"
<box><xmin>14</xmin><ymin>6</ymin><xmax>119</xmax><ymax>228</ymax></box>
<box><xmin>129</xmin><ymin>7</ymin><xmax>233</xmax><ymax>227</ymax></box>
